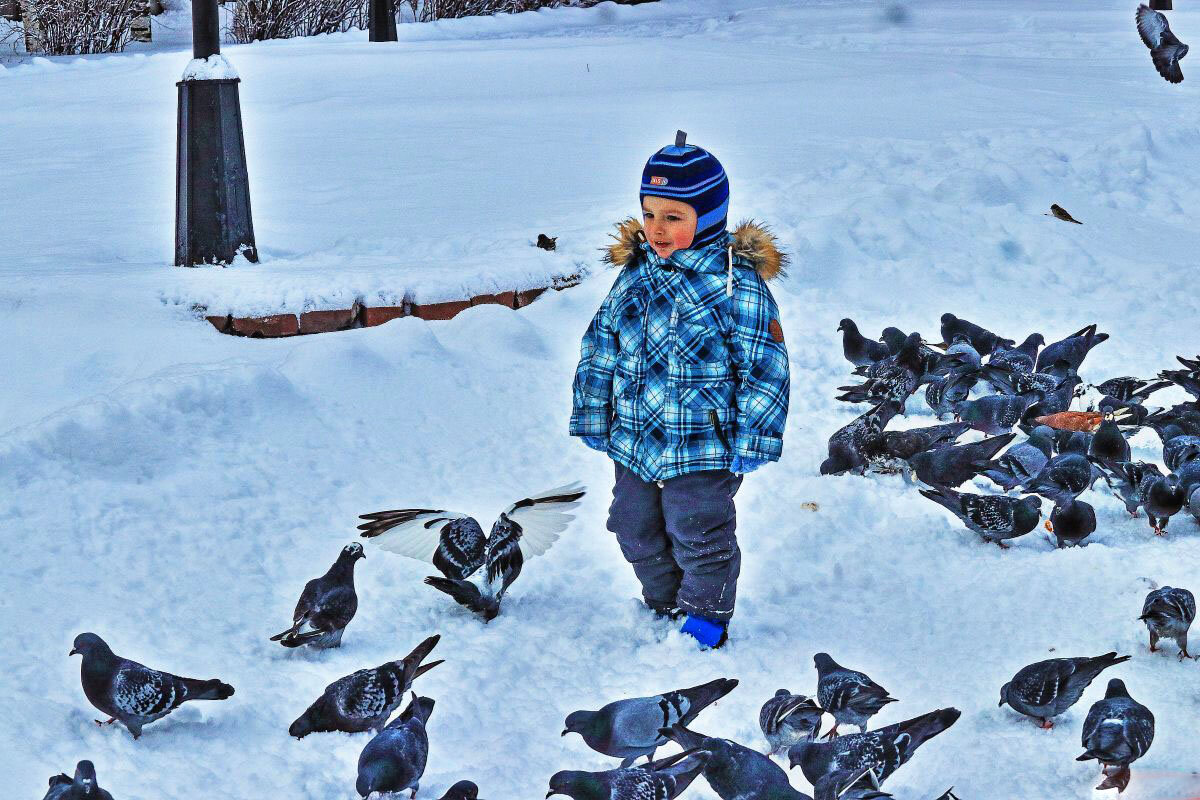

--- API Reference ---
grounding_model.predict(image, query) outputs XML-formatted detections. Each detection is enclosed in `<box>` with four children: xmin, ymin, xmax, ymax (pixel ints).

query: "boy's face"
<box><xmin>641</xmin><ymin>196</ymin><xmax>697</xmax><ymax>259</ymax></box>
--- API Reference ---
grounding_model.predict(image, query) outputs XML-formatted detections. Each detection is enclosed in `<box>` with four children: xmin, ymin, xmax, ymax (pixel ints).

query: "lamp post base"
<box><xmin>175</xmin><ymin>78</ymin><xmax>258</xmax><ymax>266</ymax></box>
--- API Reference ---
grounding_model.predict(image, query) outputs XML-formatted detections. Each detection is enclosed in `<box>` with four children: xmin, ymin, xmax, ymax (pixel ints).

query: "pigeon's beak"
<box><xmin>69</xmin><ymin>648</ymin><xmax>78</xmax><ymax>656</ymax></box>
<box><xmin>546</xmin><ymin>792</ymin><xmax>558</xmax><ymax>799</ymax></box>
<box><xmin>560</xmin><ymin>729</ymin><xmax>569</xmax><ymax>736</ymax></box>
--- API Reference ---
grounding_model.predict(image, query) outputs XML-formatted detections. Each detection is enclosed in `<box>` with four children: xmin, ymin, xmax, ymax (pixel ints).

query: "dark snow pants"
<box><xmin>607</xmin><ymin>463</ymin><xmax>744</xmax><ymax>622</ymax></box>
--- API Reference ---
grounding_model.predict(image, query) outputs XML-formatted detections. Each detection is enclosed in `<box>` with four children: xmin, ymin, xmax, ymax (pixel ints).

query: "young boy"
<box><xmin>569</xmin><ymin>133</ymin><xmax>790</xmax><ymax>648</ymax></box>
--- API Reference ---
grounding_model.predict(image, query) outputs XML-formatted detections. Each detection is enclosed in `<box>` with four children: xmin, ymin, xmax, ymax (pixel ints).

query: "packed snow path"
<box><xmin>2</xmin><ymin>1</ymin><xmax>1199</xmax><ymax>798</ymax></box>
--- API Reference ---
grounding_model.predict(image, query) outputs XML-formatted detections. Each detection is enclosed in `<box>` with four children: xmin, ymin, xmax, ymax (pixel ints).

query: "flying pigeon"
<box><xmin>813</xmin><ymin>653</ymin><xmax>897</xmax><ymax>737</ymax></box>
<box><xmin>359</xmin><ymin>482</ymin><xmax>585</xmax><ymax>620</ymax></box>
<box><xmin>271</xmin><ymin>542</ymin><xmax>365</xmax><ymax>649</ymax></box>
<box><xmin>1047</xmin><ymin>499</ymin><xmax>1096</xmax><ymax>548</ymax></box>
<box><xmin>788</xmin><ymin>708</ymin><xmax>961</xmax><ymax>787</ymax></box>
<box><xmin>1036</xmin><ymin>324</ymin><xmax>1108</xmax><ymax>373</ymax></box>
<box><xmin>907</xmin><ymin>432</ymin><xmax>1016</xmax><ymax>488</ymax></box>
<box><xmin>547</xmin><ymin>749</ymin><xmax>707</xmax><ymax>800</ymax></box>
<box><xmin>938</xmin><ymin>314</ymin><xmax>1013</xmax><ymax>355</ymax></box>
<box><xmin>70</xmin><ymin>632</ymin><xmax>234</xmax><ymax>739</ymax></box>
<box><xmin>980</xmin><ymin>426</ymin><xmax>1054</xmax><ymax>491</ymax></box>
<box><xmin>1090</xmin><ymin>376</ymin><xmax>1170</xmax><ymax>405</ymax></box>
<box><xmin>822</xmin><ymin>402</ymin><xmax>902</xmax><ymax>476</ymax></box>
<box><xmin>43</xmin><ymin>761</ymin><xmax>114</xmax><ymax>800</ymax></box>
<box><xmin>659</xmin><ymin>724</ymin><xmax>813</xmax><ymax>800</ymax></box>
<box><xmin>1137</xmin><ymin>4</ymin><xmax>1188</xmax><ymax>83</ymax></box>
<box><xmin>439</xmin><ymin>782</ymin><xmax>480</xmax><ymax>800</ymax></box>
<box><xmin>1077</xmin><ymin>679</ymin><xmax>1155</xmax><ymax>792</ymax></box>
<box><xmin>998</xmin><ymin>652</ymin><xmax>1130</xmax><ymax>728</ymax></box>
<box><xmin>1138</xmin><ymin>470</ymin><xmax>1186</xmax><ymax>535</ymax></box>
<box><xmin>1140</xmin><ymin>586</ymin><xmax>1195</xmax><ymax>659</ymax></box>
<box><xmin>289</xmin><ymin>634</ymin><xmax>443</xmax><ymax>738</ymax></box>
<box><xmin>838</xmin><ymin>319</ymin><xmax>892</xmax><ymax>367</ymax></box>
<box><xmin>357</xmin><ymin>694</ymin><xmax>434</xmax><ymax>798</ymax></box>
<box><xmin>1046</xmin><ymin>204</ymin><xmax>1082</xmax><ymax>224</ymax></box>
<box><xmin>919</xmin><ymin>487</ymin><xmax>1042</xmax><ymax>547</ymax></box>
<box><xmin>760</xmin><ymin>690</ymin><xmax>824</xmax><ymax>754</ymax></box>
<box><xmin>562</xmin><ymin>677</ymin><xmax>738</xmax><ymax>766</ymax></box>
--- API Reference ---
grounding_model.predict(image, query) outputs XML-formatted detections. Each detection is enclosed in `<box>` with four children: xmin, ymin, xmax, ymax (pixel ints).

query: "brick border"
<box><xmin>202</xmin><ymin>273</ymin><xmax>581</xmax><ymax>338</ymax></box>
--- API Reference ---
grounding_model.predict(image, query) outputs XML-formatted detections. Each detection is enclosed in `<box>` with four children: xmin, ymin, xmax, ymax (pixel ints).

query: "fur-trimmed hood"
<box><xmin>603</xmin><ymin>218</ymin><xmax>788</xmax><ymax>282</ymax></box>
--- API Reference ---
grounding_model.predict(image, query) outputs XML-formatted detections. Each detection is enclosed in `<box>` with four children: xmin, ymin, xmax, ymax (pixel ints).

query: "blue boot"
<box><xmin>680</xmin><ymin>615</ymin><xmax>728</xmax><ymax>649</ymax></box>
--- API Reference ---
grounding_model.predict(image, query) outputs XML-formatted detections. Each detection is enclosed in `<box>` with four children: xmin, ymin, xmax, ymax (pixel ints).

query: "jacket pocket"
<box><xmin>615</xmin><ymin>289</ymin><xmax>647</xmax><ymax>355</ymax></box>
<box><xmin>674</xmin><ymin>298</ymin><xmax>727</xmax><ymax>364</ymax></box>
<box><xmin>709</xmin><ymin>409</ymin><xmax>731</xmax><ymax>451</ymax></box>
<box><xmin>612</xmin><ymin>357</ymin><xmax>641</xmax><ymax>428</ymax></box>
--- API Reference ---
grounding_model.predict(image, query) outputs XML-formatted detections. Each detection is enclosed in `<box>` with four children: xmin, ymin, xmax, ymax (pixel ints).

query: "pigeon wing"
<box><xmin>111</xmin><ymin>663</ymin><xmax>177</xmax><ymax>718</ymax></box>
<box><xmin>497</xmin><ymin>481</ymin><xmax>587</xmax><ymax>558</ymax></box>
<box><xmin>1137</xmin><ymin>5</ymin><xmax>1170</xmax><ymax>49</ymax></box>
<box><xmin>358</xmin><ymin>508</ymin><xmax>480</xmax><ymax>570</ymax></box>
<box><xmin>1152</xmin><ymin>44</ymin><xmax>1186</xmax><ymax>84</ymax></box>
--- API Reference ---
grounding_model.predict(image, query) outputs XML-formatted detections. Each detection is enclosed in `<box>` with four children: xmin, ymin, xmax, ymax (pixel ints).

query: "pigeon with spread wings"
<box><xmin>359</xmin><ymin>482</ymin><xmax>586</xmax><ymax>620</ymax></box>
<box><xmin>1137</xmin><ymin>4</ymin><xmax>1188</xmax><ymax>84</ymax></box>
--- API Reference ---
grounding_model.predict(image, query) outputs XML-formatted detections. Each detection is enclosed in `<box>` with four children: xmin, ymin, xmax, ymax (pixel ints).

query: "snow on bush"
<box><xmin>17</xmin><ymin>0</ymin><xmax>145</xmax><ymax>55</ymax></box>
<box><xmin>229</xmin><ymin>0</ymin><xmax>365</xmax><ymax>42</ymax></box>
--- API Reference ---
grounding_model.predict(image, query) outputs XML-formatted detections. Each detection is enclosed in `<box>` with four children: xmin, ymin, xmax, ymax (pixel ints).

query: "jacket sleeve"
<box><xmin>569</xmin><ymin>278</ymin><xmax>624</xmax><ymax>438</ymax></box>
<box><xmin>727</xmin><ymin>271</ymin><xmax>790</xmax><ymax>461</ymax></box>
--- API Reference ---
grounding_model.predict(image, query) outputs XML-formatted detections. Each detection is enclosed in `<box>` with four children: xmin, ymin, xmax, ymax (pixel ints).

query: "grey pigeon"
<box><xmin>814</xmin><ymin>653</ymin><xmax>897</xmax><ymax>737</ymax></box>
<box><xmin>1077</xmin><ymin>679</ymin><xmax>1155</xmax><ymax>793</ymax></box>
<box><xmin>1162</xmin><ymin>433</ymin><xmax>1200</xmax><ymax>473</ymax></box>
<box><xmin>988</xmin><ymin>333</ymin><xmax>1044</xmax><ymax>375</ymax></box>
<box><xmin>980</xmin><ymin>426</ymin><xmax>1053</xmax><ymax>491</ymax></box>
<box><xmin>1175</xmin><ymin>458</ymin><xmax>1200</xmax><ymax>496</ymax></box>
<box><xmin>289</xmin><ymin>634</ymin><xmax>443</xmax><ymax>738</ymax></box>
<box><xmin>271</xmin><ymin>542</ymin><xmax>364</xmax><ymax>649</ymax></box>
<box><xmin>1137</xmin><ymin>4</ymin><xmax>1188</xmax><ymax>83</ymax></box>
<box><xmin>562</xmin><ymin>677</ymin><xmax>738</xmax><ymax>766</ymax></box>
<box><xmin>924</xmin><ymin>374</ymin><xmax>976</xmax><ymax>420</ymax></box>
<box><xmin>998</xmin><ymin>652</ymin><xmax>1130</xmax><ymax>728</ymax></box>
<box><xmin>1089</xmin><ymin>418</ymin><xmax>1131</xmax><ymax>467</ymax></box>
<box><xmin>70</xmin><ymin>632</ymin><xmax>234</xmax><ymax>739</ymax></box>
<box><xmin>931</xmin><ymin>335</ymin><xmax>981</xmax><ymax>378</ymax></box>
<box><xmin>1158</xmin><ymin>357</ymin><xmax>1200</xmax><ymax>401</ymax></box>
<box><xmin>1101</xmin><ymin>461</ymin><xmax>1160</xmax><ymax>517</ymax></box>
<box><xmin>938</xmin><ymin>313</ymin><xmax>1013</xmax><ymax>355</ymax></box>
<box><xmin>547</xmin><ymin>749</ymin><xmax>706</xmax><ymax>800</ymax></box>
<box><xmin>813</xmin><ymin>769</ymin><xmax>891</xmax><ymax>800</ymax></box>
<box><xmin>659</xmin><ymin>724</ymin><xmax>813</xmax><ymax>800</ymax></box>
<box><xmin>438</xmin><ymin>782</ymin><xmax>480</xmax><ymax>800</ymax></box>
<box><xmin>788</xmin><ymin>708</ymin><xmax>961</xmax><ymax>787</ymax></box>
<box><xmin>1036</xmin><ymin>324</ymin><xmax>1107</xmax><ymax>373</ymax></box>
<box><xmin>1189</xmin><ymin>484</ymin><xmax>1200</xmax><ymax>524</ymax></box>
<box><xmin>360</xmin><ymin>482</ymin><xmax>585</xmax><ymax>620</ymax></box>
<box><xmin>356</xmin><ymin>694</ymin><xmax>434</xmax><ymax>798</ymax></box>
<box><xmin>822</xmin><ymin>402</ymin><xmax>902</xmax><ymax>476</ymax></box>
<box><xmin>760</xmin><ymin>690</ymin><xmax>824</xmax><ymax>753</ymax></box>
<box><xmin>907</xmin><ymin>432</ymin><xmax>1016</xmax><ymax>488</ymax></box>
<box><xmin>1024</xmin><ymin>452</ymin><xmax>1101</xmax><ymax>503</ymax></box>
<box><xmin>870</xmin><ymin>422</ymin><xmax>972</xmax><ymax>462</ymax></box>
<box><xmin>1048</xmin><ymin>499</ymin><xmax>1096</xmax><ymax>548</ymax></box>
<box><xmin>1140</xmin><ymin>586</ymin><xmax>1195</xmax><ymax>660</ymax></box>
<box><xmin>1137</xmin><ymin>470</ymin><xmax>1186</xmax><ymax>535</ymax></box>
<box><xmin>919</xmin><ymin>487</ymin><xmax>1042</xmax><ymax>548</ymax></box>
<box><xmin>953</xmin><ymin>393</ymin><xmax>1038</xmax><ymax>435</ymax></box>
<box><xmin>43</xmin><ymin>761</ymin><xmax>113</xmax><ymax>800</ymax></box>
<box><xmin>1091</xmin><ymin>376</ymin><xmax>1170</xmax><ymax>405</ymax></box>
<box><xmin>837</xmin><ymin>334</ymin><xmax>925</xmax><ymax>411</ymax></box>
<box><xmin>839</xmin><ymin>319</ymin><xmax>891</xmax><ymax>368</ymax></box>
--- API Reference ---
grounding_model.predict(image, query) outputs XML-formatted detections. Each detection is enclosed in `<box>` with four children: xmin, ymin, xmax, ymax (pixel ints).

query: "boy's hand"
<box><xmin>730</xmin><ymin>454</ymin><xmax>765</xmax><ymax>475</ymax></box>
<box><xmin>581</xmin><ymin>435</ymin><xmax>608</xmax><ymax>453</ymax></box>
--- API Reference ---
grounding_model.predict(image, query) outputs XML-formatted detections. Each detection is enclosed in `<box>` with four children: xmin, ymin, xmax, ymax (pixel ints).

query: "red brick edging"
<box><xmin>203</xmin><ymin>278</ymin><xmax>574</xmax><ymax>338</ymax></box>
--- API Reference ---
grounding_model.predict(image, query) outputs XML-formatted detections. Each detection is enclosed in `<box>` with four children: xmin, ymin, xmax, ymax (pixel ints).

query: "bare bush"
<box><xmin>230</xmin><ymin>0</ymin><xmax>366</xmax><ymax>42</ymax></box>
<box><xmin>18</xmin><ymin>0</ymin><xmax>146</xmax><ymax>55</ymax></box>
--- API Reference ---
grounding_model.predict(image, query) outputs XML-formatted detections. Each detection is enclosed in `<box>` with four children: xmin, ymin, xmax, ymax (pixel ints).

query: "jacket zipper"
<box><xmin>710</xmin><ymin>409</ymin><xmax>730</xmax><ymax>450</ymax></box>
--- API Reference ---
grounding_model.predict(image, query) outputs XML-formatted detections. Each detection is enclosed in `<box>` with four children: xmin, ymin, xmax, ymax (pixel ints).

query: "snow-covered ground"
<box><xmin>3</xmin><ymin>1</ymin><xmax>1200</xmax><ymax>798</ymax></box>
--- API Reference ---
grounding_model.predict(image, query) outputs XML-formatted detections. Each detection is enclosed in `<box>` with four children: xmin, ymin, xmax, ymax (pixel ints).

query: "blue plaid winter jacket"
<box><xmin>570</xmin><ymin>219</ymin><xmax>791</xmax><ymax>482</ymax></box>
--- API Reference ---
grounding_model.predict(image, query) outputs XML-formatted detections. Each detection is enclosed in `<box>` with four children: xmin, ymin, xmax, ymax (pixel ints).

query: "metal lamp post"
<box><xmin>174</xmin><ymin>0</ymin><xmax>257</xmax><ymax>265</ymax></box>
<box><xmin>1150</xmin><ymin>1</ymin><xmax>1173</xmax><ymax>9</ymax></box>
<box><xmin>369</xmin><ymin>0</ymin><xmax>397</xmax><ymax>42</ymax></box>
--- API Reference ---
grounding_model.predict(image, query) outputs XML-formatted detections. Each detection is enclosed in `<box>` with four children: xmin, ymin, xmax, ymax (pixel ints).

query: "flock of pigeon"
<box><xmin>819</xmin><ymin>311</ymin><xmax>1197</xmax><ymax>792</ymax></box>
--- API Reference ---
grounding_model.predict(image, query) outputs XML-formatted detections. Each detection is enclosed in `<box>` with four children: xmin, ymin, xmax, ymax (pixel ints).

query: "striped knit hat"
<box><xmin>640</xmin><ymin>132</ymin><xmax>730</xmax><ymax>250</ymax></box>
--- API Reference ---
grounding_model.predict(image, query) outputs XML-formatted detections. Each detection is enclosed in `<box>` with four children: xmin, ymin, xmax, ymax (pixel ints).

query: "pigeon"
<box><xmin>1140</xmin><ymin>586</ymin><xmax>1195</xmax><ymax>659</ymax></box>
<box><xmin>788</xmin><ymin>708</ymin><xmax>961</xmax><ymax>787</ymax></box>
<box><xmin>837</xmin><ymin>333</ymin><xmax>925</xmax><ymax>410</ymax></box>
<box><xmin>1024</xmin><ymin>452</ymin><xmax>1100</xmax><ymax>503</ymax></box>
<box><xmin>1137</xmin><ymin>4</ymin><xmax>1188</xmax><ymax>84</ymax></box>
<box><xmin>271</xmin><ymin>542</ymin><xmax>365</xmax><ymax>649</ymax></box>
<box><xmin>439</xmin><ymin>782</ymin><xmax>480</xmax><ymax>800</ymax></box>
<box><xmin>987</xmin><ymin>333</ymin><xmax>1044</xmax><ymax>376</ymax></box>
<box><xmin>536</xmin><ymin>234</ymin><xmax>558</xmax><ymax>251</ymax></box>
<box><xmin>562</xmin><ymin>677</ymin><xmax>738</xmax><ymax>766</ymax></box>
<box><xmin>1189</xmin><ymin>484</ymin><xmax>1200</xmax><ymax>523</ymax></box>
<box><xmin>1138</xmin><ymin>470</ymin><xmax>1186</xmax><ymax>534</ymax></box>
<box><xmin>1178</xmin><ymin>459</ymin><xmax>1200</xmax><ymax>495</ymax></box>
<box><xmin>70</xmin><ymin>632</ymin><xmax>234</xmax><ymax>739</ymax></box>
<box><xmin>813</xmin><ymin>768</ymin><xmax>891</xmax><ymax>800</ymax></box>
<box><xmin>838</xmin><ymin>319</ymin><xmax>892</xmax><ymax>367</ymax></box>
<box><xmin>924</xmin><ymin>374</ymin><xmax>976</xmax><ymax>420</ymax></box>
<box><xmin>1036</xmin><ymin>324</ymin><xmax>1108</xmax><ymax>373</ymax></box>
<box><xmin>1090</xmin><ymin>376</ymin><xmax>1170</xmax><ymax>405</ymax></box>
<box><xmin>998</xmin><ymin>653</ymin><xmax>1130</xmax><ymax>728</ymax></box>
<box><xmin>1158</xmin><ymin>357</ymin><xmax>1200</xmax><ymax>401</ymax></box>
<box><xmin>289</xmin><ymin>634</ymin><xmax>443</xmax><ymax>738</ymax></box>
<box><xmin>814</xmin><ymin>653</ymin><xmax>897</xmax><ymax>737</ymax></box>
<box><xmin>659</xmin><ymin>724</ymin><xmax>813</xmax><ymax>800</ymax></box>
<box><xmin>1046</xmin><ymin>204</ymin><xmax>1082</xmax><ymax>224</ymax></box>
<box><xmin>907</xmin><ymin>432</ymin><xmax>1016</xmax><ymax>488</ymax></box>
<box><xmin>1077</xmin><ymin>679</ymin><xmax>1155</xmax><ymax>792</ymax></box>
<box><xmin>357</xmin><ymin>694</ymin><xmax>434</xmax><ymax>798</ymax></box>
<box><xmin>1047</xmin><ymin>499</ymin><xmax>1096</xmax><ymax>548</ymax></box>
<box><xmin>980</xmin><ymin>426</ymin><xmax>1054</xmax><ymax>491</ymax></box>
<box><xmin>1162</xmin><ymin>433</ymin><xmax>1200</xmax><ymax>472</ymax></box>
<box><xmin>938</xmin><ymin>314</ymin><xmax>1013</xmax><ymax>355</ymax></box>
<box><xmin>953</xmin><ymin>393</ymin><xmax>1039</xmax><ymax>435</ymax></box>
<box><xmin>932</xmin><ymin>335</ymin><xmax>982</xmax><ymax>377</ymax></box>
<box><xmin>547</xmin><ymin>749</ymin><xmax>707</xmax><ymax>800</ymax></box>
<box><xmin>359</xmin><ymin>482</ymin><xmax>585</xmax><ymax>620</ymax></box>
<box><xmin>822</xmin><ymin>402</ymin><xmax>902</xmax><ymax>476</ymax></box>
<box><xmin>919</xmin><ymin>487</ymin><xmax>1042</xmax><ymax>547</ymax></box>
<box><xmin>873</xmin><ymin>423</ymin><xmax>973</xmax><ymax>461</ymax></box>
<box><xmin>760</xmin><ymin>690</ymin><xmax>824</xmax><ymax>754</ymax></box>
<box><xmin>1089</xmin><ymin>418</ymin><xmax>1131</xmax><ymax>467</ymax></box>
<box><xmin>43</xmin><ymin>761</ymin><xmax>114</xmax><ymax>800</ymax></box>
<box><xmin>1100</xmin><ymin>461</ymin><xmax>1159</xmax><ymax>517</ymax></box>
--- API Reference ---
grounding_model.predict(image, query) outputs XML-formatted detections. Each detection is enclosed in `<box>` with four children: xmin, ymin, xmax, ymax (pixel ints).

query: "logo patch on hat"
<box><xmin>768</xmin><ymin>319</ymin><xmax>785</xmax><ymax>344</ymax></box>
<box><xmin>649</xmin><ymin>176</ymin><xmax>669</xmax><ymax>186</ymax></box>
